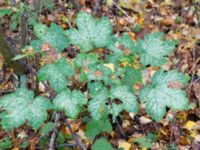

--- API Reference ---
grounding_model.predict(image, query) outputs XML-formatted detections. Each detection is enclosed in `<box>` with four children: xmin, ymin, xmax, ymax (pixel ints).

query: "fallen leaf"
<box><xmin>104</xmin><ymin>63</ymin><xmax>114</xmax><ymax>72</ymax></box>
<box><xmin>94</xmin><ymin>70</ymin><xmax>102</xmax><ymax>78</ymax></box>
<box><xmin>118</xmin><ymin>140</ymin><xmax>131</xmax><ymax>150</ymax></box>
<box><xmin>195</xmin><ymin>135</ymin><xmax>200</xmax><ymax>143</ymax></box>
<box><xmin>193</xmin><ymin>83</ymin><xmax>200</xmax><ymax>101</ymax></box>
<box><xmin>122</xmin><ymin>120</ymin><xmax>131</xmax><ymax>128</ymax></box>
<box><xmin>64</xmin><ymin>120</ymin><xmax>80</xmax><ymax>135</ymax></box>
<box><xmin>139</xmin><ymin>116</ymin><xmax>152</xmax><ymax>124</ymax></box>
<box><xmin>184</xmin><ymin>121</ymin><xmax>197</xmax><ymax>130</ymax></box>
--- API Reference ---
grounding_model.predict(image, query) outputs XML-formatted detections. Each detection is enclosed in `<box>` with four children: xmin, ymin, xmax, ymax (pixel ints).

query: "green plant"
<box><xmin>0</xmin><ymin>12</ymin><xmax>190</xmax><ymax>149</ymax></box>
<box><xmin>134</xmin><ymin>133</ymin><xmax>156</xmax><ymax>149</ymax></box>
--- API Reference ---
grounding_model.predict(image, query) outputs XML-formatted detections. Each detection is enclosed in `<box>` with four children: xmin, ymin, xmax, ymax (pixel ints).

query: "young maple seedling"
<box><xmin>0</xmin><ymin>12</ymin><xmax>190</xmax><ymax>149</ymax></box>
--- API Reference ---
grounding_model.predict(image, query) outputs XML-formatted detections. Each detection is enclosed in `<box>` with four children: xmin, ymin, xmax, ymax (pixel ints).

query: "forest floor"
<box><xmin>0</xmin><ymin>0</ymin><xmax>200</xmax><ymax>150</ymax></box>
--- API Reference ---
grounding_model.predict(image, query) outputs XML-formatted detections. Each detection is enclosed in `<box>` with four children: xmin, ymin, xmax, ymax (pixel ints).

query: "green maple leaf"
<box><xmin>118</xmin><ymin>33</ymin><xmax>137</xmax><ymax>53</ymax></box>
<box><xmin>33</xmin><ymin>22</ymin><xmax>69</xmax><ymax>52</ymax></box>
<box><xmin>109</xmin><ymin>104</ymin><xmax>123</xmax><ymax>121</ymax></box>
<box><xmin>0</xmin><ymin>88</ymin><xmax>52</xmax><ymax>131</ymax></box>
<box><xmin>38</xmin><ymin>58</ymin><xmax>74</xmax><ymax>93</ymax></box>
<box><xmin>140</xmin><ymin>69</ymin><xmax>189</xmax><ymax>122</ymax></box>
<box><xmin>121</xmin><ymin>67</ymin><xmax>142</xmax><ymax>86</ymax></box>
<box><xmin>88</xmin><ymin>82</ymin><xmax>138</xmax><ymax>121</ymax></box>
<box><xmin>88</xmin><ymin>84</ymin><xmax>108</xmax><ymax>120</ymax></box>
<box><xmin>53</xmin><ymin>88</ymin><xmax>87</xmax><ymax>119</ymax></box>
<box><xmin>91</xmin><ymin>138</ymin><xmax>114</xmax><ymax>150</ymax></box>
<box><xmin>74</xmin><ymin>53</ymin><xmax>112</xmax><ymax>83</ymax></box>
<box><xmin>74</xmin><ymin>53</ymin><xmax>99</xmax><ymax>68</ymax></box>
<box><xmin>110</xmin><ymin>85</ymin><xmax>138</xmax><ymax>120</ymax></box>
<box><xmin>136</xmin><ymin>32</ymin><xmax>178</xmax><ymax>66</ymax></box>
<box><xmin>85</xmin><ymin>119</ymin><xmax>112</xmax><ymax>140</ymax></box>
<box><xmin>65</xmin><ymin>12</ymin><xmax>113</xmax><ymax>52</ymax></box>
<box><xmin>0</xmin><ymin>137</ymin><xmax>12</xmax><ymax>149</ymax></box>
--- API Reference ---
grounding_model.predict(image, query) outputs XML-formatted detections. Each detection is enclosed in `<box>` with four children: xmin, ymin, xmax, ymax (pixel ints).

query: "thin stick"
<box><xmin>93</xmin><ymin>0</ymin><xmax>103</xmax><ymax>17</ymax></box>
<box><xmin>116</xmin><ymin>119</ymin><xmax>126</xmax><ymax>139</ymax></box>
<box><xmin>49</xmin><ymin>113</ymin><xmax>60</xmax><ymax>150</ymax></box>
<box><xmin>65</xmin><ymin>118</ymin><xmax>87</xmax><ymax>150</ymax></box>
<box><xmin>112</xmin><ymin>1</ymin><xmax>135</xmax><ymax>24</ymax></box>
<box><xmin>194</xmin><ymin>2</ymin><xmax>200</xmax><ymax>27</ymax></box>
<box><xmin>186</xmin><ymin>77</ymin><xmax>200</xmax><ymax>91</ymax></box>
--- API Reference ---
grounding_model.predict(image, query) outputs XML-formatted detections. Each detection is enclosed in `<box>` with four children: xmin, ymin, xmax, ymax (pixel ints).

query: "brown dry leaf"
<box><xmin>40</xmin><ymin>43</ymin><xmax>59</xmax><ymax>64</ymax></box>
<box><xmin>179</xmin><ymin>136</ymin><xmax>190</xmax><ymax>145</ymax></box>
<box><xmin>122</xmin><ymin>120</ymin><xmax>131</xmax><ymax>128</ymax></box>
<box><xmin>47</xmin><ymin>14</ymin><xmax>56</xmax><ymax>22</ymax></box>
<box><xmin>83</xmin><ymin>60</ymin><xmax>90</xmax><ymax>73</ymax></box>
<box><xmin>133</xmin><ymin>83</ymin><xmax>141</xmax><ymax>90</ymax></box>
<box><xmin>160</xmin><ymin>17</ymin><xmax>174</xmax><ymax>25</ymax></box>
<box><xmin>142</xmin><ymin>69</ymin><xmax>151</xmax><ymax>84</ymax></box>
<box><xmin>94</xmin><ymin>70</ymin><xmax>102</xmax><ymax>78</ymax></box>
<box><xmin>160</xmin><ymin>6</ymin><xmax>168</xmax><ymax>16</ymax></box>
<box><xmin>28</xmin><ymin>137</ymin><xmax>39</xmax><ymax>150</ymax></box>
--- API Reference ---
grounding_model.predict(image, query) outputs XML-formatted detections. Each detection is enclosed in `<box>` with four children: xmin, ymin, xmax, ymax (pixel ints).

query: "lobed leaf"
<box><xmin>140</xmin><ymin>70</ymin><xmax>189</xmax><ymax>121</ymax></box>
<box><xmin>0</xmin><ymin>88</ymin><xmax>52</xmax><ymax>131</ymax></box>
<box><xmin>34</xmin><ymin>23</ymin><xmax>69</xmax><ymax>52</ymax></box>
<box><xmin>38</xmin><ymin>58</ymin><xmax>74</xmax><ymax>93</ymax></box>
<box><xmin>53</xmin><ymin>88</ymin><xmax>87</xmax><ymax>119</ymax></box>
<box><xmin>66</xmin><ymin>12</ymin><xmax>113</xmax><ymax>52</ymax></box>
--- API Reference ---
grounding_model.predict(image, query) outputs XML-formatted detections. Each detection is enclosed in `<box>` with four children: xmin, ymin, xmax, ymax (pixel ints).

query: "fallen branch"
<box><xmin>116</xmin><ymin>119</ymin><xmax>126</xmax><ymax>139</ymax></box>
<box><xmin>65</xmin><ymin>118</ymin><xmax>87</xmax><ymax>150</ymax></box>
<box><xmin>49</xmin><ymin>113</ymin><xmax>60</xmax><ymax>150</ymax></box>
<box><xmin>194</xmin><ymin>2</ymin><xmax>200</xmax><ymax>27</ymax></box>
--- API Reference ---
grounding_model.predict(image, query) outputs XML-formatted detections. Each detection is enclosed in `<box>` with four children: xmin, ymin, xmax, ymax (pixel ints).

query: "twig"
<box><xmin>37</xmin><ymin>143</ymin><xmax>76</xmax><ymax>149</ymax></box>
<box><xmin>55</xmin><ymin>143</ymin><xmax>76</xmax><ymax>148</ymax></box>
<box><xmin>65</xmin><ymin>118</ymin><xmax>87</xmax><ymax>150</ymax></box>
<box><xmin>49</xmin><ymin>113</ymin><xmax>60</xmax><ymax>150</ymax></box>
<box><xmin>194</xmin><ymin>2</ymin><xmax>200</xmax><ymax>27</ymax></box>
<box><xmin>116</xmin><ymin>119</ymin><xmax>126</xmax><ymax>139</ymax></box>
<box><xmin>111</xmin><ymin>1</ymin><xmax>135</xmax><ymax>24</ymax></box>
<box><xmin>186</xmin><ymin>77</ymin><xmax>200</xmax><ymax>91</ymax></box>
<box><xmin>93</xmin><ymin>0</ymin><xmax>103</xmax><ymax>17</ymax></box>
<box><xmin>187</xmin><ymin>42</ymin><xmax>196</xmax><ymax>96</ymax></box>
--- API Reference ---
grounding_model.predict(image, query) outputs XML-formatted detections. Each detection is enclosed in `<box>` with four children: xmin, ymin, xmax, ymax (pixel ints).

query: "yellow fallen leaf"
<box><xmin>106</xmin><ymin>0</ymin><xmax>113</xmax><ymax>6</ymax></box>
<box><xmin>118</xmin><ymin>140</ymin><xmax>131</xmax><ymax>150</ymax></box>
<box><xmin>120</xmin><ymin>61</ymin><xmax>130</xmax><ymax>67</ymax></box>
<box><xmin>104</xmin><ymin>63</ymin><xmax>114</xmax><ymax>72</ymax></box>
<box><xmin>12</xmin><ymin>148</ymin><xmax>19</xmax><ymax>150</ymax></box>
<box><xmin>164</xmin><ymin>0</ymin><xmax>173</xmax><ymax>5</ymax></box>
<box><xmin>184</xmin><ymin>121</ymin><xmax>197</xmax><ymax>130</ymax></box>
<box><xmin>119</xmin><ymin>0</ymin><xmax>141</xmax><ymax>11</ymax></box>
<box><xmin>190</xmin><ymin>130</ymin><xmax>198</xmax><ymax>138</ymax></box>
<box><xmin>142</xmin><ymin>148</ymin><xmax>147</xmax><ymax>150</ymax></box>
